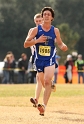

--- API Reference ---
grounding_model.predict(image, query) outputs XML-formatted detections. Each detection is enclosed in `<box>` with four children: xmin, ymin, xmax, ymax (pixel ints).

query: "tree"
<box><xmin>56</xmin><ymin>23</ymin><xmax>80</xmax><ymax>64</ymax></box>
<box><xmin>54</xmin><ymin>0</ymin><xmax>84</xmax><ymax>58</ymax></box>
<box><xmin>0</xmin><ymin>0</ymin><xmax>19</xmax><ymax>60</ymax></box>
<box><xmin>0</xmin><ymin>0</ymin><xmax>52</xmax><ymax>60</ymax></box>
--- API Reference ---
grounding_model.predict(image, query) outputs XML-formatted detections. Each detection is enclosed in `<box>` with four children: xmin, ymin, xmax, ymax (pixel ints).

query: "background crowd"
<box><xmin>0</xmin><ymin>51</ymin><xmax>84</xmax><ymax>84</ymax></box>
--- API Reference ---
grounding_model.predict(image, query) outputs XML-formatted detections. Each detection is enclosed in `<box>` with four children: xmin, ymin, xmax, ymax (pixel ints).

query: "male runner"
<box><xmin>24</xmin><ymin>7</ymin><xmax>68</xmax><ymax>116</ymax></box>
<box><xmin>26</xmin><ymin>13</ymin><xmax>43</xmax><ymax>106</ymax></box>
<box><xmin>27</xmin><ymin>13</ymin><xmax>56</xmax><ymax>108</ymax></box>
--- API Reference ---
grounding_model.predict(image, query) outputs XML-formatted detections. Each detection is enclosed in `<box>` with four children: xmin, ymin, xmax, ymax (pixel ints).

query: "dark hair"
<box><xmin>7</xmin><ymin>51</ymin><xmax>13</xmax><ymax>54</ymax></box>
<box><xmin>41</xmin><ymin>7</ymin><xmax>55</xmax><ymax>18</ymax></box>
<box><xmin>21</xmin><ymin>53</ymin><xmax>27</xmax><ymax>58</ymax></box>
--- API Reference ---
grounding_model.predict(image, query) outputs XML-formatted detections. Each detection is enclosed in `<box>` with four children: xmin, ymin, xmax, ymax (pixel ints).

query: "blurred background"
<box><xmin>0</xmin><ymin>0</ymin><xmax>84</xmax><ymax>84</ymax></box>
<box><xmin>0</xmin><ymin>0</ymin><xmax>84</xmax><ymax>62</ymax></box>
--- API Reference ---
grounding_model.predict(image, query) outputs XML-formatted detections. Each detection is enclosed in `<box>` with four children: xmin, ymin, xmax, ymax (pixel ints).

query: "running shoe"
<box><xmin>30</xmin><ymin>98</ymin><xmax>38</xmax><ymax>107</ymax></box>
<box><xmin>51</xmin><ymin>84</ymin><xmax>56</xmax><ymax>92</ymax></box>
<box><xmin>37</xmin><ymin>104</ymin><xmax>45</xmax><ymax>116</ymax></box>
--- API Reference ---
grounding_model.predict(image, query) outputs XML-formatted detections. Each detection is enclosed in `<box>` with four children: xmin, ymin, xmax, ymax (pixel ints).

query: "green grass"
<box><xmin>0</xmin><ymin>84</ymin><xmax>84</xmax><ymax>107</ymax></box>
<box><xmin>0</xmin><ymin>84</ymin><xmax>84</xmax><ymax>97</ymax></box>
<box><xmin>0</xmin><ymin>84</ymin><xmax>35</xmax><ymax>97</ymax></box>
<box><xmin>53</xmin><ymin>84</ymin><xmax>84</xmax><ymax>97</ymax></box>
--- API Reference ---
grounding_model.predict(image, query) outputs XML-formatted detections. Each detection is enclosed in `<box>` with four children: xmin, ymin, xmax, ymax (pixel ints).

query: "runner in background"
<box><xmin>27</xmin><ymin>13</ymin><xmax>43</xmax><ymax>106</ymax></box>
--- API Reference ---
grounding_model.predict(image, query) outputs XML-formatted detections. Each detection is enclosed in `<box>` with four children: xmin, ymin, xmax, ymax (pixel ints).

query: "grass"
<box><xmin>0</xmin><ymin>84</ymin><xmax>84</xmax><ymax>97</ymax></box>
<box><xmin>53</xmin><ymin>84</ymin><xmax>84</xmax><ymax>97</ymax></box>
<box><xmin>0</xmin><ymin>83</ymin><xmax>84</xmax><ymax>107</ymax></box>
<box><xmin>0</xmin><ymin>84</ymin><xmax>35</xmax><ymax>97</ymax></box>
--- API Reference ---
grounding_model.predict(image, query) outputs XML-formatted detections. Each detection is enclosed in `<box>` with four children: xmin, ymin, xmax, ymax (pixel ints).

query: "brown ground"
<box><xmin>0</xmin><ymin>96</ymin><xmax>84</xmax><ymax>124</ymax></box>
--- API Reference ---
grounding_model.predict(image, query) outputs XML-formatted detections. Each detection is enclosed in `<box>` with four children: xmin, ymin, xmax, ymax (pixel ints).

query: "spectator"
<box><xmin>53</xmin><ymin>55</ymin><xmax>60</xmax><ymax>84</ymax></box>
<box><xmin>17</xmin><ymin>53</ymin><xmax>28</xmax><ymax>83</ymax></box>
<box><xmin>75</xmin><ymin>54</ymin><xmax>84</xmax><ymax>83</ymax></box>
<box><xmin>64</xmin><ymin>55</ymin><xmax>73</xmax><ymax>83</ymax></box>
<box><xmin>72</xmin><ymin>51</ymin><xmax>78</xmax><ymax>65</ymax></box>
<box><xmin>2</xmin><ymin>54</ymin><xmax>11</xmax><ymax>84</ymax></box>
<box><xmin>6</xmin><ymin>51</ymin><xmax>16</xmax><ymax>84</ymax></box>
<box><xmin>9</xmin><ymin>53</ymin><xmax>16</xmax><ymax>84</ymax></box>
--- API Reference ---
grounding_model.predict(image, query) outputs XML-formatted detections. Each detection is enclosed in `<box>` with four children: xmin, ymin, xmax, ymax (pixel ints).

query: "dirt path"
<box><xmin>0</xmin><ymin>104</ymin><xmax>84</xmax><ymax>124</ymax></box>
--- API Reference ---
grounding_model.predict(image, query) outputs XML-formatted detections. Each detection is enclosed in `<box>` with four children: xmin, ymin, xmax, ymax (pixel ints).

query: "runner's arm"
<box><xmin>54</xmin><ymin>28</ymin><xmax>68</xmax><ymax>51</ymax></box>
<box><xmin>24</xmin><ymin>27</ymin><xmax>38</xmax><ymax>48</ymax></box>
<box><xmin>24</xmin><ymin>27</ymin><xmax>47</xmax><ymax>48</ymax></box>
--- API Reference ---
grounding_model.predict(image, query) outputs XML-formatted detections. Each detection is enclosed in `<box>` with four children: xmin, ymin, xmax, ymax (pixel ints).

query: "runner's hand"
<box><xmin>36</xmin><ymin>35</ymin><xmax>47</xmax><ymax>43</ymax></box>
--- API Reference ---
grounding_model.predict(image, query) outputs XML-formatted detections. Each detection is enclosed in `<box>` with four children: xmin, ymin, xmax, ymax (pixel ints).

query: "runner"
<box><xmin>26</xmin><ymin>13</ymin><xmax>43</xmax><ymax>107</ymax></box>
<box><xmin>24</xmin><ymin>7</ymin><xmax>68</xmax><ymax>116</ymax></box>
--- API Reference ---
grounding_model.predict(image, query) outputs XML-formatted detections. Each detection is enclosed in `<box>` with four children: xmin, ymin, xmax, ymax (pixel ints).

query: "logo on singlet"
<box><xmin>45</xmin><ymin>36</ymin><xmax>52</xmax><ymax>45</ymax></box>
<box><xmin>39</xmin><ymin>30</ymin><xmax>42</xmax><ymax>32</ymax></box>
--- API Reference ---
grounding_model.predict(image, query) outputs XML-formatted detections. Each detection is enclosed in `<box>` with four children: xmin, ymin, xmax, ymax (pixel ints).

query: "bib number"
<box><xmin>39</xmin><ymin>46</ymin><xmax>51</xmax><ymax>56</ymax></box>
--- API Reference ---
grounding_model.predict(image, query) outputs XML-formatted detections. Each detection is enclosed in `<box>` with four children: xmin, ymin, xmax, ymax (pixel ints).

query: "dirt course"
<box><xmin>0</xmin><ymin>96</ymin><xmax>84</xmax><ymax>124</ymax></box>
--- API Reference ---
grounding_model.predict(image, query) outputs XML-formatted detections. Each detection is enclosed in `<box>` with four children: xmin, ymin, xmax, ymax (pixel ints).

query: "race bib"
<box><xmin>39</xmin><ymin>46</ymin><xmax>51</xmax><ymax>56</ymax></box>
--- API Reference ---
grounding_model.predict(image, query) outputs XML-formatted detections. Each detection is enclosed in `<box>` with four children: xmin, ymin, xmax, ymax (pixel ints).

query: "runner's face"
<box><xmin>34</xmin><ymin>17</ymin><xmax>42</xmax><ymax>26</ymax></box>
<box><xmin>42</xmin><ymin>10</ymin><xmax>53</xmax><ymax>22</ymax></box>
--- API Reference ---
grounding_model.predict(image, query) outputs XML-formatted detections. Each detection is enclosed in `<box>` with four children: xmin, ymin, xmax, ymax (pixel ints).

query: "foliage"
<box><xmin>0</xmin><ymin>0</ymin><xmax>84</xmax><ymax>63</ymax></box>
<box><xmin>56</xmin><ymin>23</ymin><xmax>80</xmax><ymax>63</ymax></box>
<box><xmin>55</xmin><ymin>0</ymin><xmax>84</xmax><ymax>57</ymax></box>
<box><xmin>0</xmin><ymin>0</ymin><xmax>51</xmax><ymax>60</ymax></box>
